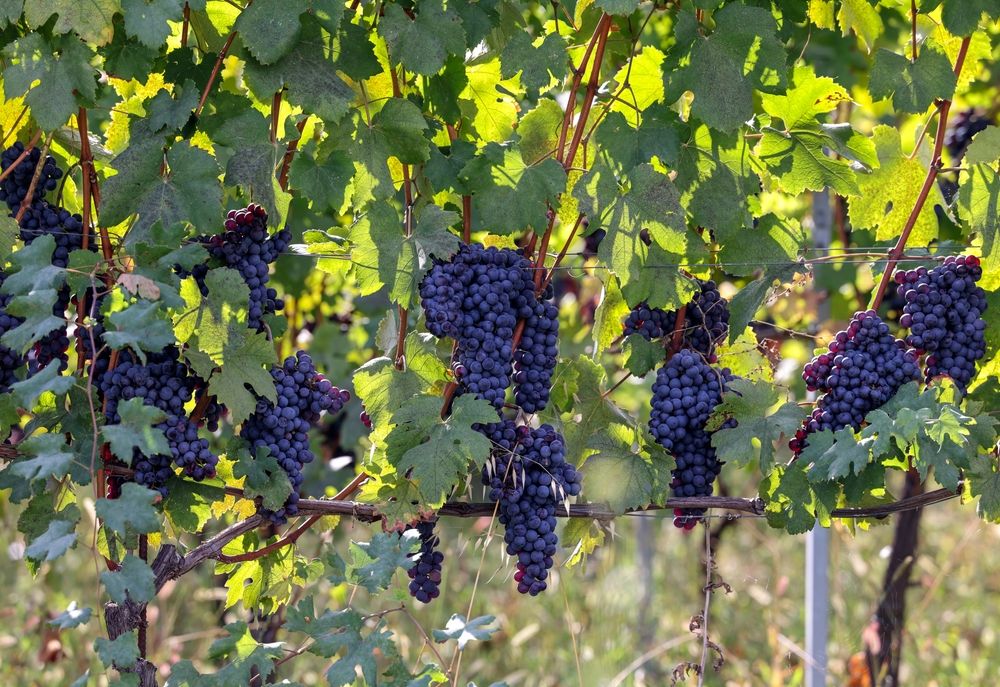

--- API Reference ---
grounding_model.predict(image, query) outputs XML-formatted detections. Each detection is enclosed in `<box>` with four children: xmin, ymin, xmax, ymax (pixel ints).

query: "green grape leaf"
<box><xmin>102</xmin><ymin>398</ymin><xmax>170</xmax><ymax>463</ymax></box>
<box><xmin>622</xmin><ymin>335</ymin><xmax>664</xmax><ymax>378</ymax></box>
<box><xmin>467</xmin><ymin>151</ymin><xmax>566</xmax><ymax>234</ymax></box>
<box><xmin>244</xmin><ymin>18</ymin><xmax>352</xmax><ymax>124</ymax></box>
<box><xmin>595</xmin><ymin>0</ymin><xmax>640</xmax><ymax>12</ymax></box>
<box><xmin>103</xmin><ymin>138</ymin><xmax>223</xmax><ymax>247</ymax></box>
<box><xmin>289</xmin><ymin>141</ymin><xmax>353</xmax><ymax>212</ymax></box>
<box><xmin>351</xmin><ymin>97</ymin><xmax>431</xmax><ymax>204</ymax></box>
<box><xmin>967</xmin><ymin>452</ymin><xmax>1000</xmax><ymax>522</ymax></box>
<box><xmin>848</xmin><ymin>125</ymin><xmax>942</xmax><ymax>246</ymax></box>
<box><xmin>24</xmin><ymin>0</ymin><xmax>118</xmax><ymax>46</ymax></box>
<box><xmin>718</xmin><ymin>214</ymin><xmax>806</xmax><ymax>279</ymax></box>
<box><xmin>500</xmin><ymin>31</ymin><xmax>565</xmax><ymax>91</ymax></box>
<box><xmin>837</xmin><ymin>0</ymin><xmax>883</xmax><ymax>52</ymax></box>
<box><xmin>869</xmin><ymin>47</ymin><xmax>957</xmax><ymax>113</ymax></box>
<box><xmin>563</xmin><ymin>517</ymin><xmax>606</xmax><ymax>567</ymax></box>
<box><xmin>49</xmin><ymin>602</ymin><xmax>92</xmax><ymax>630</ymax></box>
<box><xmin>235</xmin><ymin>0</ymin><xmax>310</xmax><ymax>64</ymax></box>
<box><xmin>708</xmin><ymin>379</ymin><xmax>805</xmax><ymax>474</ymax></box>
<box><xmin>344</xmin><ymin>531</ymin><xmax>417</xmax><ymax>594</ymax></box>
<box><xmin>760</xmin><ymin>67</ymin><xmax>850</xmax><ymax>127</ymax></box>
<box><xmin>121</xmin><ymin>0</ymin><xmax>185</xmax><ymax>49</ymax></box>
<box><xmin>379</xmin><ymin>1</ymin><xmax>466</xmax><ymax>76</ymax></box>
<box><xmin>799</xmin><ymin>427</ymin><xmax>872</xmax><ymax>481</ymax></box>
<box><xmin>761</xmin><ymin>462</ymin><xmax>829</xmax><ymax>534</ymax></box>
<box><xmin>2</xmin><ymin>234</ymin><xmax>65</xmax><ymax>294</ymax></box>
<box><xmin>941</xmin><ymin>0</ymin><xmax>1000</xmax><ymax>36</ymax></box>
<box><xmin>162</xmin><ymin>477</ymin><xmax>218</xmax><ymax>533</ymax></box>
<box><xmin>386</xmin><ymin>395</ymin><xmax>496</xmax><ymax>506</ymax></box>
<box><xmin>197</xmin><ymin>622</ymin><xmax>284</xmax><ymax>682</ymax></box>
<box><xmin>353</xmin><ymin>355</ymin><xmax>435</xmax><ymax>430</ymax></box>
<box><xmin>1</xmin><ymin>288</ymin><xmax>65</xmax><ymax>354</ymax></box>
<box><xmin>432</xmin><ymin>614</ymin><xmax>500</xmax><ymax>650</ymax></box>
<box><xmin>147</xmin><ymin>79</ymin><xmax>198</xmax><ymax>132</ymax></box>
<box><xmin>582</xmin><ymin>442</ymin><xmax>660</xmax><ymax>513</ymax></box>
<box><xmin>25</xmin><ymin>518</ymin><xmax>77</xmax><ymax>562</ymax></box>
<box><xmin>594</xmin><ymin>106</ymin><xmax>681</xmax><ymax>175</ymax></box>
<box><xmin>8</xmin><ymin>360</ymin><xmax>74</xmax><ymax>409</ymax></box>
<box><xmin>8</xmin><ymin>433</ymin><xmax>77</xmax><ymax>482</ymax></box>
<box><xmin>233</xmin><ymin>448</ymin><xmax>294</xmax><ymax>512</ymax></box>
<box><xmin>217</xmin><ymin>544</ymin><xmax>295</xmax><ymax>614</ymax></box>
<box><xmin>728</xmin><ymin>261</ymin><xmax>801</xmax><ymax>344</ymax></box>
<box><xmin>334</xmin><ymin>16</ymin><xmax>380</xmax><ymax>80</ymax></box>
<box><xmin>5</xmin><ymin>33</ymin><xmax>96</xmax><ymax>131</ymax></box>
<box><xmin>964</xmin><ymin>126</ymin><xmax>1000</xmax><ymax>165</ymax></box>
<box><xmin>104</xmin><ymin>299</ymin><xmax>176</xmax><ymax>355</ymax></box>
<box><xmin>758</xmin><ymin>125</ymin><xmax>868</xmax><ymax>196</ymax></box>
<box><xmin>669</xmin><ymin>3</ymin><xmax>786</xmax><ymax>132</ymax></box>
<box><xmin>95</xmin><ymin>631</ymin><xmax>140</xmax><ymax>669</ymax></box>
<box><xmin>95</xmin><ymin>483</ymin><xmax>161</xmax><ymax>535</ymax></box>
<box><xmin>670</xmin><ymin>121</ymin><xmax>755</xmax><ymax>241</ymax></box>
<box><xmin>460</xmin><ymin>58</ymin><xmax>520</xmax><ymax>143</ymax></box>
<box><xmin>957</xmin><ymin>163</ymin><xmax>1000</xmax><ymax>291</ymax></box>
<box><xmin>592</xmin><ymin>274</ymin><xmax>631</xmax><ymax>355</ymax></box>
<box><xmin>101</xmin><ymin>554</ymin><xmax>156</xmax><ymax>604</ymax></box>
<box><xmin>286</xmin><ymin>597</ymin><xmax>368</xmax><ymax>657</ymax></box>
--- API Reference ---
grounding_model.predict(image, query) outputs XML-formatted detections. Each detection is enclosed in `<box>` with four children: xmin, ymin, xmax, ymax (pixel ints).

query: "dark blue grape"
<box><xmin>792</xmin><ymin>311</ymin><xmax>920</xmax><ymax>455</ymax></box>
<box><xmin>420</xmin><ymin>243</ymin><xmax>553</xmax><ymax>411</ymax></box>
<box><xmin>622</xmin><ymin>280</ymin><xmax>729</xmax><ymax>361</ymax></box>
<box><xmin>406</xmin><ymin>520</ymin><xmax>444</xmax><ymax>603</ymax></box>
<box><xmin>648</xmin><ymin>349</ymin><xmax>734</xmax><ymax>529</ymax></box>
<box><xmin>0</xmin><ymin>142</ymin><xmax>62</xmax><ymax>212</ymax></box>
<box><xmin>514</xmin><ymin>291</ymin><xmax>559</xmax><ymax>413</ymax></box>
<box><xmin>241</xmin><ymin>351</ymin><xmax>350</xmax><ymax>523</ymax></box>
<box><xmin>183</xmin><ymin>204</ymin><xmax>291</xmax><ymax>330</ymax></box>
<box><xmin>477</xmin><ymin>420</ymin><xmax>581</xmax><ymax>595</ymax></box>
<box><xmin>895</xmin><ymin>255</ymin><xmax>986</xmax><ymax>390</ymax></box>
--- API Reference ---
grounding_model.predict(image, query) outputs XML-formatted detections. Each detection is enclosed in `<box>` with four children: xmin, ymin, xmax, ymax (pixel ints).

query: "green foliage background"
<box><xmin>0</xmin><ymin>0</ymin><xmax>999</xmax><ymax>684</ymax></box>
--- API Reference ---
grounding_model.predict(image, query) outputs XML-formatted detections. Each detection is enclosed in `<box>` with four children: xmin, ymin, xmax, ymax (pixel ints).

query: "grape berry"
<box><xmin>406</xmin><ymin>520</ymin><xmax>444</xmax><ymax>603</ymax></box>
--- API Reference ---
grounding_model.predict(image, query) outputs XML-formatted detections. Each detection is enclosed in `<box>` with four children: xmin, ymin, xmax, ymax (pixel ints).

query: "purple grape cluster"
<box><xmin>896</xmin><ymin>256</ymin><xmax>987</xmax><ymax>389</ymax></box>
<box><xmin>792</xmin><ymin>311</ymin><xmax>920</xmax><ymax>455</ymax></box>
<box><xmin>420</xmin><ymin>244</ymin><xmax>558</xmax><ymax>411</ymax></box>
<box><xmin>945</xmin><ymin>109</ymin><xmax>992</xmax><ymax>161</ymax></box>
<box><xmin>622</xmin><ymin>280</ymin><xmax>729</xmax><ymax>361</ymax></box>
<box><xmin>18</xmin><ymin>201</ymin><xmax>89</xmax><ymax>268</ymax></box>
<box><xmin>188</xmin><ymin>204</ymin><xmax>291</xmax><ymax>330</ymax></box>
<box><xmin>100</xmin><ymin>348</ymin><xmax>218</xmax><ymax>495</ymax></box>
<box><xmin>513</xmin><ymin>289</ymin><xmax>559</xmax><ymax>413</ymax></box>
<box><xmin>241</xmin><ymin>351</ymin><xmax>350</xmax><ymax>523</ymax></box>
<box><xmin>648</xmin><ymin>349</ymin><xmax>734</xmax><ymax>529</ymax></box>
<box><xmin>478</xmin><ymin>420</ymin><xmax>581</xmax><ymax>595</ymax></box>
<box><xmin>406</xmin><ymin>520</ymin><xmax>444</xmax><ymax>603</ymax></box>
<box><xmin>623</xmin><ymin>303</ymin><xmax>675</xmax><ymax>340</ymax></box>
<box><xmin>0</xmin><ymin>142</ymin><xmax>62</xmax><ymax>212</ymax></box>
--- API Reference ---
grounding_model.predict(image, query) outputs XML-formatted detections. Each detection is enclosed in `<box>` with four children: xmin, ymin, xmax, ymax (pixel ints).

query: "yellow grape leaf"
<box><xmin>928</xmin><ymin>25</ymin><xmax>991</xmax><ymax>93</ymax></box>
<box><xmin>609</xmin><ymin>46</ymin><xmax>665</xmax><ymax>125</ymax></box>
<box><xmin>460</xmin><ymin>59</ymin><xmax>520</xmax><ymax>144</ymax></box>
<box><xmin>847</xmin><ymin>125</ymin><xmax>942</xmax><ymax>246</ymax></box>
<box><xmin>210</xmin><ymin>454</ymin><xmax>257</xmax><ymax>520</ymax></box>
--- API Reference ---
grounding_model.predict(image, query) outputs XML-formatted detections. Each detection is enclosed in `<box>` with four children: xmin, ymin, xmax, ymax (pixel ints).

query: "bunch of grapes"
<box><xmin>945</xmin><ymin>109</ymin><xmax>992</xmax><ymax>161</ymax></box>
<box><xmin>420</xmin><ymin>244</ymin><xmax>538</xmax><ymax>410</ymax></box>
<box><xmin>648</xmin><ymin>349</ymin><xmax>735</xmax><ymax>529</ymax></box>
<box><xmin>792</xmin><ymin>311</ymin><xmax>920</xmax><ymax>455</ymax></box>
<box><xmin>0</xmin><ymin>273</ymin><xmax>25</xmax><ymax>391</ymax></box>
<box><xmin>187</xmin><ymin>204</ymin><xmax>291</xmax><ymax>330</ymax></box>
<box><xmin>478</xmin><ymin>420</ymin><xmax>582</xmax><ymax>595</ymax></box>
<box><xmin>240</xmin><ymin>352</ymin><xmax>350</xmax><ymax>523</ymax></box>
<box><xmin>0</xmin><ymin>142</ymin><xmax>62</xmax><ymax>212</ymax></box>
<box><xmin>623</xmin><ymin>303</ymin><xmax>675</xmax><ymax>340</ymax></box>
<box><xmin>100</xmin><ymin>348</ymin><xmax>218</xmax><ymax>495</ymax></box>
<box><xmin>513</xmin><ymin>289</ymin><xmax>559</xmax><ymax>413</ymax></box>
<box><xmin>622</xmin><ymin>280</ymin><xmax>730</xmax><ymax>361</ymax></box>
<box><xmin>406</xmin><ymin>520</ymin><xmax>444</xmax><ymax>603</ymax></box>
<box><xmin>18</xmin><ymin>201</ymin><xmax>90</xmax><ymax>268</ymax></box>
<box><xmin>896</xmin><ymin>256</ymin><xmax>987</xmax><ymax>389</ymax></box>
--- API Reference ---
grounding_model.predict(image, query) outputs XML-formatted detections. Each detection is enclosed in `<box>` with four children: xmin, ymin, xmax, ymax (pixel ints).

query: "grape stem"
<box><xmin>277</xmin><ymin>117</ymin><xmax>308</xmax><ymax>192</ymax></box>
<box><xmin>195</xmin><ymin>28</ymin><xmax>239</xmax><ymax>118</ymax></box>
<box><xmin>14</xmin><ymin>131</ymin><xmax>54</xmax><ymax>223</ymax></box>
<box><xmin>181</xmin><ymin>3</ymin><xmax>190</xmax><ymax>47</ymax></box>
<box><xmin>871</xmin><ymin>35</ymin><xmax>971</xmax><ymax>310</ymax></box>
<box><xmin>0</xmin><ymin>129</ymin><xmax>41</xmax><ymax>184</ymax></box>
<box><xmin>389</xmin><ymin>60</ymin><xmax>413</xmax><ymax>370</ymax></box>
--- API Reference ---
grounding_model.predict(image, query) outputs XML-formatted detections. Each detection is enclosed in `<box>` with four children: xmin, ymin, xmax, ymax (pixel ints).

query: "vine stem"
<box><xmin>195</xmin><ymin>29</ymin><xmax>238</xmax><ymax>118</ymax></box>
<box><xmin>556</xmin><ymin>14</ymin><xmax>612</xmax><ymax>164</ymax></box>
<box><xmin>0</xmin><ymin>129</ymin><xmax>41</xmax><ymax>184</ymax></box>
<box><xmin>539</xmin><ymin>213</ymin><xmax>585</xmax><ymax>294</ymax></box>
<box><xmin>214</xmin><ymin>472</ymin><xmax>369</xmax><ymax>564</ymax></box>
<box><xmin>181</xmin><ymin>3</ymin><xmax>190</xmax><ymax>47</ymax></box>
<box><xmin>14</xmin><ymin>132</ymin><xmax>54</xmax><ymax>223</ymax></box>
<box><xmin>277</xmin><ymin>117</ymin><xmax>308</xmax><ymax>192</ymax></box>
<box><xmin>669</xmin><ymin>304</ymin><xmax>688</xmax><ymax>355</ymax></box>
<box><xmin>871</xmin><ymin>36</ymin><xmax>971</xmax><ymax>310</ymax></box>
<box><xmin>696</xmin><ymin>524</ymin><xmax>713</xmax><ymax>687</ymax></box>
<box><xmin>389</xmin><ymin>61</ymin><xmax>413</xmax><ymax>370</ymax></box>
<box><xmin>910</xmin><ymin>0</ymin><xmax>918</xmax><ymax>62</ymax></box>
<box><xmin>562</xmin><ymin>16</ymin><xmax>612</xmax><ymax>172</ymax></box>
<box><xmin>270</xmin><ymin>91</ymin><xmax>282</xmax><ymax>144</ymax></box>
